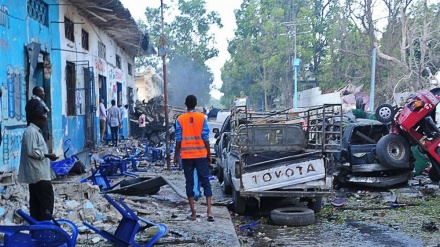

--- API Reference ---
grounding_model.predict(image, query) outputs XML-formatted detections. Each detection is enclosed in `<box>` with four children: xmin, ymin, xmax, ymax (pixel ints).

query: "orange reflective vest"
<box><xmin>178</xmin><ymin>112</ymin><xmax>208</xmax><ymax>159</ymax></box>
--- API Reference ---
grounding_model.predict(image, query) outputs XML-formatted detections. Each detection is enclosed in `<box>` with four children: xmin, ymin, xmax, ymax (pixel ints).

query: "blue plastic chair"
<box><xmin>83</xmin><ymin>194</ymin><xmax>167</xmax><ymax>247</ymax></box>
<box><xmin>84</xmin><ymin>155</ymin><xmax>138</xmax><ymax>192</ymax></box>
<box><xmin>0</xmin><ymin>209</ymin><xmax>78</xmax><ymax>247</ymax></box>
<box><xmin>50</xmin><ymin>139</ymin><xmax>79</xmax><ymax>177</ymax></box>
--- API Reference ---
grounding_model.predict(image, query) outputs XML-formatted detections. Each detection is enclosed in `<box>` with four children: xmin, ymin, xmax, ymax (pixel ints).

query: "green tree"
<box><xmin>221</xmin><ymin>0</ymin><xmax>292</xmax><ymax>110</ymax></box>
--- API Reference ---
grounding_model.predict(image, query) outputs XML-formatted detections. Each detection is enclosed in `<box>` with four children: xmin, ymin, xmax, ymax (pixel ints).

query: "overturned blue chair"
<box><xmin>0</xmin><ymin>209</ymin><xmax>78</xmax><ymax>247</ymax></box>
<box><xmin>83</xmin><ymin>194</ymin><xmax>167</xmax><ymax>247</ymax></box>
<box><xmin>84</xmin><ymin>156</ymin><xmax>138</xmax><ymax>192</ymax></box>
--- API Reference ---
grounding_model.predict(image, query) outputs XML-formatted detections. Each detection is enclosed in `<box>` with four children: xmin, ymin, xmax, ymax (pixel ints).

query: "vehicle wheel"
<box><xmin>217</xmin><ymin>166</ymin><xmax>224</xmax><ymax>184</ymax></box>
<box><xmin>232</xmin><ymin>189</ymin><xmax>246</xmax><ymax>214</ymax></box>
<box><xmin>376</xmin><ymin>134</ymin><xmax>410</xmax><ymax>168</ymax></box>
<box><xmin>270</xmin><ymin>207</ymin><xmax>315</xmax><ymax>226</ymax></box>
<box><xmin>149</xmin><ymin>133</ymin><xmax>161</xmax><ymax>144</ymax></box>
<box><xmin>307</xmin><ymin>197</ymin><xmax>323</xmax><ymax>213</ymax></box>
<box><xmin>221</xmin><ymin>168</ymin><xmax>232</xmax><ymax>194</ymax></box>
<box><xmin>375</xmin><ymin>104</ymin><xmax>395</xmax><ymax>124</ymax></box>
<box><xmin>355</xmin><ymin>97</ymin><xmax>364</xmax><ymax>110</ymax></box>
<box><xmin>429</xmin><ymin>165</ymin><xmax>440</xmax><ymax>182</ymax></box>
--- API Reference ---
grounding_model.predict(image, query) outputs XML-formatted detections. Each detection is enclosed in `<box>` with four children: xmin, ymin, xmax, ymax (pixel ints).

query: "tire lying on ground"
<box><xmin>269</xmin><ymin>207</ymin><xmax>315</xmax><ymax>226</ymax></box>
<box><xmin>376</xmin><ymin>133</ymin><xmax>410</xmax><ymax>168</ymax></box>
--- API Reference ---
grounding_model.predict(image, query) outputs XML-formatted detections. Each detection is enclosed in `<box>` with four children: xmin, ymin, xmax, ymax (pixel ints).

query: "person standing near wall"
<box><xmin>118</xmin><ymin>104</ymin><xmax>128</xmax><ymax>139</ymax></box>
<box><xmin>173</xmin><ymin>95</ymin><xmax>214</xmax><ymax>222</ymax></box>
<box><xmin>99</xmin><ymin>98</ymin><xmax>107</xmax><ymax>143</ymax></box>
<box><xmin>18</xmin><ymin>109</ymin><xmax>58</xmax><ymax>221</ymax></box>
<box><xmin>25</xmin><ymin>86</ymin><xmax>50</xmax><ymax>142</ymax></box>
<box><xmin>107</xmin><ymin>99</ymin><xmax>121</xmax><ymax>147</ymax></box>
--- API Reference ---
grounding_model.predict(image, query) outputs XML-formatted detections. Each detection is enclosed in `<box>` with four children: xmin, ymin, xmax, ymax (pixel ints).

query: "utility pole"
<box><xmin>159</xmin><ymin>0</ymin><xmax>171</xmax><ymax>169</ymax></box>
<box><xmin>282</xmin><ymin>21</ymin><xmax>302</xmax><ymax>109</ymax></box>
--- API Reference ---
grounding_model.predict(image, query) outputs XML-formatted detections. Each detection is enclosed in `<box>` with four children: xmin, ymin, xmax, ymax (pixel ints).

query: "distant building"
<box><xmin>135</xmin><ymin>67</ymin><xmax>164</xmax><ymax>102</ymax></box>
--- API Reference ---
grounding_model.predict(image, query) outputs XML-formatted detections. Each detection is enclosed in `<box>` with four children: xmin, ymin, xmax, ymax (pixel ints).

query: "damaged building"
<box><xmin>0</xmin><ymin>0</ymin><xmax>150</xmax><ymax>179</ymax></box>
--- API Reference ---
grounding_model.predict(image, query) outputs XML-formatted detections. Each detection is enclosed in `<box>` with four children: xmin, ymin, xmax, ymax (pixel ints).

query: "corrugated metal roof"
<box><xmin>66</xmin><ymin>0</ymin><xmax>150</xmax><ymax>56</ymax></box>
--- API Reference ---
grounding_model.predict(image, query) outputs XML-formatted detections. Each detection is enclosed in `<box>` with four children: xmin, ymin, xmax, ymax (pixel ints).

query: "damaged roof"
<box><xmin>66</xmin><ymin>0</ymin><xmax>150</xmax><ymax>56</ymax></box>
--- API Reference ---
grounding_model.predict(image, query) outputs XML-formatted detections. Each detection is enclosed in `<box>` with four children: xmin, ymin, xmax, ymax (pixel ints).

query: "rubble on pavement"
<box><xmin>0</xmin><ymin>139</ymin><xmax>239</xmax><ymax>246</ymax></box>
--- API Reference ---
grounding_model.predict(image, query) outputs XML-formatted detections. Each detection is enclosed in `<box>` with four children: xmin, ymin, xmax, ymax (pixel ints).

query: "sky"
<box><xmin>119</xmin><ymin>0</ymin><xmax>243</xmax><ymax>99</ymax></box>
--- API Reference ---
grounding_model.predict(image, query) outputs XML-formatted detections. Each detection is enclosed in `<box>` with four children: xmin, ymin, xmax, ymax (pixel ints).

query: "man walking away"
<box><xmin>99</xmin><ymin>98</ymin><xmax>107</xmax><ymax>143</ymax></box>
<box><xmin>107</xmin><ymin>100</ymin><xmax>121</xmax><ymax>147</ymax></box>
<box><xmin>174</xmin><ymin>95</ymin><xmax>214</xmax><ymax>222</ymax></box>
<box><xmin>18</xmin><ymin>109</ymin><xmax>58</xmax><ymax>221</ymax></box>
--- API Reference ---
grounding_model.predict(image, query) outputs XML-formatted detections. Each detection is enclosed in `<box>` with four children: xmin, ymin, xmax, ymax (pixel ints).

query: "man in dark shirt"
<box><xmin>25</xmin><ymin>86</ymin><xmax>50</xmax><ymax>141</ymax></box>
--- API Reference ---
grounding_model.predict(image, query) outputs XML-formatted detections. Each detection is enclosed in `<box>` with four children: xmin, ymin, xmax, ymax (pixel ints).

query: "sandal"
<box><xmin>186</xmin><ymin>215</ymin><xmax>197</xmax><ymax>221</ymax></box>
<box><xmin>207</xmin><ymin>216</ymin><xmax>215</xmax><ymax>222</ymax></box>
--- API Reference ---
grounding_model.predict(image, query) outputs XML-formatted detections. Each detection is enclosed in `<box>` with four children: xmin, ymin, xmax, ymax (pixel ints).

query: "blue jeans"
<box><xmin>182</xmin><ymin>158</ymin><xmax>212</xmax><ymax>198</ymax></box>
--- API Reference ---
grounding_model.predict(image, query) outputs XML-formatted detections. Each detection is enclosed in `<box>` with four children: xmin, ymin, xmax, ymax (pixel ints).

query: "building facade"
<box><xmin>135</xmin><ymin>66</ymin><xmax>164</xmax><ymax>103</ymax></box>
<box><xmin>0</xmin><ymin>0</ymin><xmax>148</xmax><ymax>173</ymax></box>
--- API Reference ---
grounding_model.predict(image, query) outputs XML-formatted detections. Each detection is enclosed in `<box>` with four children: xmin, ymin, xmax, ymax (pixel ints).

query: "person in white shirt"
<box><xmin>138</xmin><ymin>113</ymin><xmax>147</xmax><ymax>141</ymax></box>
<box><xmin>107</xmin><ymin>100</ymin><xmax>121</xmax><ymax>147</ymax></box>
<box><xmin>118</xmin><ymin>104</ymin><xmax>128</xmax><ymax>139</ymax></box>
<box><xmin>99</xmin><ymin>98</ymin><xmax>107</xmax><ymax>142</ymax></box>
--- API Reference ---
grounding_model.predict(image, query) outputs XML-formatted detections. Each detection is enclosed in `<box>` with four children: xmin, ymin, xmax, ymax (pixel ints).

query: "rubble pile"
<box><xmin>133</xmin><ymin>96</ymin><xmax>165</xmax><ymax>124</ymax></box>
<box><xmin>0</xmin><ymin>181</ymin><xmax>118</xmax><ymax>225</ymax></box>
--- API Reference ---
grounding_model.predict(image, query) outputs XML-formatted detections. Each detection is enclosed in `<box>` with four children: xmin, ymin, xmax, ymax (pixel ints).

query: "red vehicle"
<box><xmin>375</xmin><ymin>88</ymin><xmax>440</xmax><ymax>182</ymax></box>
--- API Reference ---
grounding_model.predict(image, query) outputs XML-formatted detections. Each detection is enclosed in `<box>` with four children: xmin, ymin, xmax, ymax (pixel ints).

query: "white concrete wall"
<box><xmin>135</xmin><ymin>66</ymin><xmax>163</xmax><ymax>102</ymax></box>
<box><xmin>297</xmin><ymin>87</ymin><xmax>342</xmax><ymax>108</ymax></box>
<box><xmin>59</xmin><ymin>4</ymin><xmax>136</xmax><ymax>112</ymax></box>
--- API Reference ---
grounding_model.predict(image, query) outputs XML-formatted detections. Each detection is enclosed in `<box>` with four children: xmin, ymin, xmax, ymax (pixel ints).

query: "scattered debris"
<box><xmin>422</xmin><ymin>222</ymin><xmax>438</xmax><ymax>232</ymax></box>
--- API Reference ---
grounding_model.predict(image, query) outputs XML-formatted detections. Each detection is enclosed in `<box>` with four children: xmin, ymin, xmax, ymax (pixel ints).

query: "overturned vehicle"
<box><xmin>332</xmin><ymin>114</ymin><xmax>414</xmax><ymax>188</ymax></box>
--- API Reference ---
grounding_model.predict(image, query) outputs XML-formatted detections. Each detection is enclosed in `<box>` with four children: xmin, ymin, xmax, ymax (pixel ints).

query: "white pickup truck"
<box><xmin>220</xmin><ymin>103</ymin><xmax>342</xmax><ymax>214</ymax></box>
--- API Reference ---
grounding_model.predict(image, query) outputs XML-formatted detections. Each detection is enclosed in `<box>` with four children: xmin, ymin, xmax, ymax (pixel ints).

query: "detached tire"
<box><xmin>356</xmin><ymin>97</ymin><xmax>364</xmax><ymax>110</ymax></box>
<box><xmin>376</xmin><ymin>134</ymin><xmax>410</xmax><ymax>168</ymax></box>
<box><xmin>270</xmin><ymin>207</ymin><xmax>315</xmax><ymax>226</ymax></box>
<box><xmin>375</xmin><ymin>104</ymin><xmax>395</xmax><ymax>124</ymax></box>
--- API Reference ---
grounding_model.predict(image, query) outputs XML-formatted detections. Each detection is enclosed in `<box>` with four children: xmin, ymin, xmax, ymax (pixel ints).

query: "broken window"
<box><xmin>82</xmin><ymin>29</ymin><xmax>89</xmax><ymax>50</ymax></box>
<box><xmin>98</xmin><ymin>41</ymin><xmax>106</xmax><ymax>59</ymax></box>
<box><xmin>116</xmin><ymin>54</ymin><xmax>121</xmax><ymax>69</ymax></box>
<box><xmin>128</xmin><ymin>63</ymin><xmax>132</xmax><ymax>75</ymax></box>
<box><xmin>27</xmin><ymin>0</ymin><xmax>48</xmax><ymax>26</ymax></box>
<box><xmin>64</xmin><ymin>17</ymin><xmax>74</xmax><ymax>42</ymax></box>
<box><xmin>66</xmin><ymin>61</ymin><xmax>76</xmax><ymax>116</ymax></box>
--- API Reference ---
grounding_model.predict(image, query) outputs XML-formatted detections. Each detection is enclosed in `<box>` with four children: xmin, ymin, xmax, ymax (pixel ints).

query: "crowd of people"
<box><xmin>99</xmin><ymin>98</ymin><xmax>128</xmax><ymax>147</ymax></box>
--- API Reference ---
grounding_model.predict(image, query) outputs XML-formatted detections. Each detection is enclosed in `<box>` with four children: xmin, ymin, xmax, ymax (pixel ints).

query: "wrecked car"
<box><xmin>219</xmin><ymin>99</ymin><xmax>341</xmax><ymax>214</ymax></box>
<box><xmin>332</xmin><ymin>116</ymin><xmax>414</xmax><ymax>188</ymax></box>
<box><xmin>375</xmin><ymin>87</ymin><xmax>440</xmax><ymax>182</ymax></box>
<box><xmin>212</xmin><ymin>114</ymin><xmax>232</xmax><ymax>184</ymax></box>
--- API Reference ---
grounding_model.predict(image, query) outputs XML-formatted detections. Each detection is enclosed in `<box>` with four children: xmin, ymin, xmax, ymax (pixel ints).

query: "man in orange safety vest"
<box><xmin>173</xmin><ymin>95</ymin><xmax>214</xmax><ymax>222</ymax></box>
